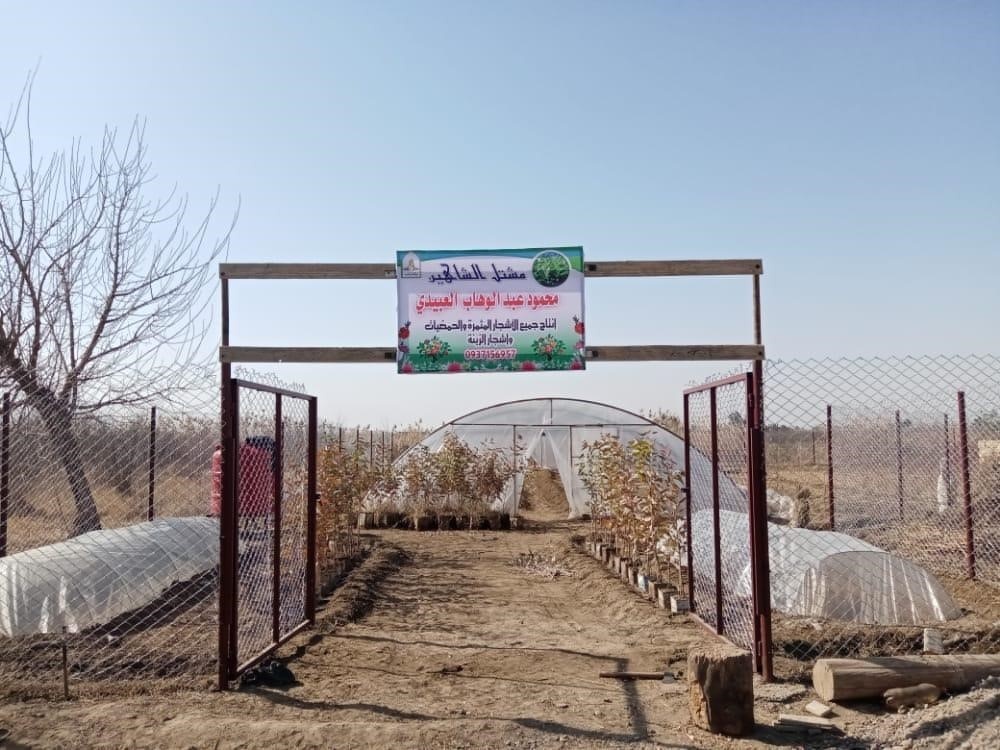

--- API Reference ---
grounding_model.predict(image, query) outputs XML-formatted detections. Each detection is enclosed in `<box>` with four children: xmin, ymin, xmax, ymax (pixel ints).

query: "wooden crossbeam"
<box><xmin>218</xmin><ymin>259</ymin><xmax>762</xmax><ymax>280</ymax></box>
<box><xmin>219</xmin><ymin>344</ymin><xmax>764</xmax><ymax>363</ymax></box>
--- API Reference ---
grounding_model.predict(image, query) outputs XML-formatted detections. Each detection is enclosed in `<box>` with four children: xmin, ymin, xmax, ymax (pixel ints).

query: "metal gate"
<box><xmin>218</xmin><ymin>379</ymin><xmax>318</xmax><ymax>687</ymax></box>
<box><xmin>683</xmin><ymin>372</ymin><xmax>772</xmax><ymax>678</ymax></box>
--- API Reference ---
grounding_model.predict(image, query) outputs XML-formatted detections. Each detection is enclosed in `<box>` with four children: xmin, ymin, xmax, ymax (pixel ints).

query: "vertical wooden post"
<box><xmin>750</xmin><ymin>273</ymin><xmax>772</xmax><ymax>680</ymax></box>
<box><xmin>218</xmin><ymin>275</ymin><xmax>234</xmax><ymax>690</ymax></box>
<box><xmin>896</xmin><ymin>410</ymin><xmax>904</xmax><ymax>521</ymax></box>
<box><xmin>827</xmin><ymin>405</ymin><xmax>835</xmax><ymax>531</ymax></box>
<box><xmin>957</xmin><ymin>392</ymin><xmax>976</xmax><ymax>580</ymax></box>
<box><xmin>147</xmin><ymin>406</ymin><xmax>157</xmax><ymax>521</ymax></box>
<box><xmin>0</xmin><ymin>393</ymin><xmax>9</xmax><ymax>558</ymax></box>
<box><xmin>811</xmin><ymin>427</ymin><xmax>817</xmax><ymax>466</ymax></box>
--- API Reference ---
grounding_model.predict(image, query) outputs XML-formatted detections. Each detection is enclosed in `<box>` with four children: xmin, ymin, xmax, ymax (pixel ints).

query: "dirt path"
<box><xmin>0</xmin><ymin>520</ymin><xmax>729</xmax><ymax>749</ymax></box>
<box><xmin>8</xmin><ymin>519</ymin><xmax>990</xmax><ymax>749</ymax></box>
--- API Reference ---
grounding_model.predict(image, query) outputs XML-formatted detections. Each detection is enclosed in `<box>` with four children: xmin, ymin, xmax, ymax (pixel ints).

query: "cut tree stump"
<box><xmin>688</xmin><ymin>643</ymin><xmax>754</xmax><ymax>737</ymax></box>
<box><xmin>813</xmin><ymin>654</ymin><xmax>1000</xmax><ymax>702</ymax></box>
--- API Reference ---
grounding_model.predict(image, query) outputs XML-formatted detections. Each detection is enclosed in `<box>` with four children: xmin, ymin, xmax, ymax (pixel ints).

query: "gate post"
<box><xmin>747</xmin><ymin>372</ymin><xmax>773</xmax><ymax>680</ymax></box>
<box><xmin>306</xmin><ymin>396</ymin><xmax>319</xmax><ymax>622</ymax></box>
<box><xmin>272</xmin><ymin>394</ymin><xmax>283</xmax><ymax>644</ymax></box>
<box><xmin>218</xmin><ymin>378</ymin><xmax>239</xmax><ymax>690</ymax></box>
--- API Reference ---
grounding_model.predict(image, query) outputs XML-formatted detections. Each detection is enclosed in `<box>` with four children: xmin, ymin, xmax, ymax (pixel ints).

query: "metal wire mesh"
<box><xmin>685</xmin><ymin>377</ymin><xmax>756</xmax><ymax>654</ymax></box>
<box><xmin>234</xmin><ymin>386</ymin><xmax>277</xmax><ymax>669</ymax></box>
<box><xmin>279</xmin><ymin>396</ymin><xmax>310</xmax><ymax>634</ymax></box>
<box><xmin>228</xmin><ymin>382</ymin><xmax>314</xmax><ymax>674</ymax></box>
<box><xmin>0</xmin><ymin>381</ymin><xmax>219</xmax><ymax>697</ymax></box>
<box><xmin>761</xmin><ymin>355</ymin><xmax>1000</xmax><ymax>674</ymax></box>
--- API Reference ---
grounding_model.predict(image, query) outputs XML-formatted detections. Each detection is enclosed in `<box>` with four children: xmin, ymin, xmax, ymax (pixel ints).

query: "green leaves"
<box><xmin>580</xmin><ymin>434</ymin><xmax>684</xmax><ymax>582</ymax></box>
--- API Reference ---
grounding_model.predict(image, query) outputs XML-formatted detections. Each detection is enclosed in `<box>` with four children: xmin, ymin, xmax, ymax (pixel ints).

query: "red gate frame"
<box><xmin>683</xmin><ymin>372</ymin><xmax>772</xmax><ymax>679</ymax></box>
<box><xmin>218</xmin><ymin>378</ymin><xmax>318</xmax><ymax>688</ymax></box>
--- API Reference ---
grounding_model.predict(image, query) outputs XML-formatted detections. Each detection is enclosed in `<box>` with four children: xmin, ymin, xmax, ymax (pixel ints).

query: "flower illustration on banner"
<box><xmin>417</xmin><ymin>336</ymin><xmax>451</xmax><ymax>362</ymax></box>
<box><xmin>573</xmin><ymin>315</ymin><xmax>584</xmax><ymax>335</ymax></box>
<box><xmin>521</xmin><ymin>360</ymin><xmax>536</xmax><ymax>371</ymax></box>
<box><xmin>397</xmin><ymin>320</ymin><xmax>412</xmax><ymax>371</ymax></box>
<box><xmin>531</xmin><ymin>334</ymin><xmax>566</xmax><ymax>362</ymax></box>
<box><xmin>446</xmin><ymin>361</ymin><xmax>463</xmax><ymax>373</ymax></box>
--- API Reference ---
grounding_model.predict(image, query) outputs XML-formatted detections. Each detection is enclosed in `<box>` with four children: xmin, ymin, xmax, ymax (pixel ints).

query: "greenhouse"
<box><xmin>371</xmin><ymin>396</ymin><xmax>961</xmax><ymax>627</ymax></box>
<box><xmin>372</xmin><ymin>397</ymin><xmax>723</xmax><ymax>518</ymax></box>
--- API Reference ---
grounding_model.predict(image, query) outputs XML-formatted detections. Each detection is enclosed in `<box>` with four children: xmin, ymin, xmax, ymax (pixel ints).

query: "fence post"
<box><xmin>683</xmin><ymin>394</ymin><xmax>694</xmax><ymax>608</ymax></box>
<box><xmin>747</xmin><ymin>372</ymin><xmax>772</xmax><ymax>681</ymax></box>
<box><xmin>957</xmin><ymin>391</ymin><xmax>976</xmax><ymax>580</ymax></box>
<box><xmin>369</xmin><ymin>429</ymin><xmax>374</xmax><ymax>467</ymax></box>
<box><xmin>306</xmin><ymin>396</ymin><xmax>319</xmax><ymax>623</ymax></box>
<box><xmin>896</xmin><ymin>410</ymin><xmax>904</xmax><ymax>521</ymax></box>
<box><xmin>1</xmin><ymin>393</ymin><xmax>9</xmax><ymax>558</ymax></box>
<box><xmin>272</xmin><ymin>394</ymin><xmax>283</xmax><ymax>644</ymax></box>
<box><xmin>811</xmin><ymin>428</ymin><xmax>816</xmax><ymax>466</ymax></box>
<box><xmin>944</xmin><ymin>413</ymin><xmax>952</xmax><ymax>507</ymax></box>
<box><xmin>826</xmin><ymin>405</ymin><xmax>835</xmax><ymax>531</ymax></box>
<box><xmin>709</xmin><ymin>387</ymin><xmax>723</xmax><ymax>635</ymax></box>
<box><xmin>745</xmin><ymin>374</ymin><xmax>762</xmax><ymax>672</ymax></box>
<box><xmin>147</xmin><ymin>406</ymin><xmax>157</xmax><ymax>521</ymax></box>
<box><xmin>218</xmin><ymin>379</ymin><xmax>240</xmax><ymax>690</ymax></box>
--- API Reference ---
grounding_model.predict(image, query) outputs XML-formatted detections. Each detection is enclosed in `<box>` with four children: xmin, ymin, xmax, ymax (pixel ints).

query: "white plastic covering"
<box><xmin>370</xmin><ymin>397</ymin><xmax>732</xmax><ymax>518</ymax></box>
<box><xmin>0</xmin><ymin>517</ymin><xmax>219</xmax><ymax>637</ymax></box>
<box><xmin>690</xmin><ymin>509</ymin><xmax>961</xmax><ymax>625</ymax></box>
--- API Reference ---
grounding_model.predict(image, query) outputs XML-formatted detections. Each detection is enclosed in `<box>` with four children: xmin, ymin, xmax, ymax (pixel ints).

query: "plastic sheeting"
<box><xmin>370</xmin><ymin>397</ymin><xmax>729</xmax><ymax>518</ymax></box>
<box><xmin>0</xmin><ymin>517</ymin><xmax>219</xmax><ymax>637</ymax></box>
<box><xmin>690</xmin><ymin>509</ymin><xmax>961</xmax><ymax>625</ymax></box>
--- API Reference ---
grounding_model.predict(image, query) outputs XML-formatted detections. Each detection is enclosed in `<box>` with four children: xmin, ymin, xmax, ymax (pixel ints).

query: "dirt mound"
<box><xmin>518</xmin><ymin>467</ymin><xmax>569</xmax><ymax>521</ymax></box>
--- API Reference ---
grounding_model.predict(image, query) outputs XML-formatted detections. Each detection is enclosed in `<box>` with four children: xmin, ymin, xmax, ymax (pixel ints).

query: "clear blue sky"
<box><xmin>3</xmin><ymin>1</ymin><xmax>998</xmax><ymax>426</ymax></box>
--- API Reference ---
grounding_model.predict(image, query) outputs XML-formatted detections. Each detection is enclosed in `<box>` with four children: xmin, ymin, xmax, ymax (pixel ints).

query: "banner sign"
<box><xmin>396</xmin><ymin>247</ymin><xmax>585</xmax><ymax>374</ymax></box>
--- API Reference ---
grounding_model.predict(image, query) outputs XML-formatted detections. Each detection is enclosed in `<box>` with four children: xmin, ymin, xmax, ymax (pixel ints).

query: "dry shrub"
<box><xmin>579</xmin><ymin>434</ymin><xmax>684</xmax><ymax>585</ymax></box>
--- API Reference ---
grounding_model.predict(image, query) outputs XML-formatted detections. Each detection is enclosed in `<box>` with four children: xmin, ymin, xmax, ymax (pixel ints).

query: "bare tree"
<box><xmin>0</xmin><ymin>74</ymin><xmax>236</xmax><ymax>535</ymax></box>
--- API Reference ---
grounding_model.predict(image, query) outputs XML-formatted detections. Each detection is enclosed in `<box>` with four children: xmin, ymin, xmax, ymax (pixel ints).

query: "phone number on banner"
<box><xmin>464</xmin><ymin>348</ymin><xmax>518</xmax><ymax>361</ymax></box>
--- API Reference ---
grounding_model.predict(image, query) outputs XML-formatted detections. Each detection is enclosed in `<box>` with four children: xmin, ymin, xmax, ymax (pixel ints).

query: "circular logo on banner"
<box><xmin>531</xmin><ymin>250</ymin><xmax>571</xmax><ymax>288</ymax></box>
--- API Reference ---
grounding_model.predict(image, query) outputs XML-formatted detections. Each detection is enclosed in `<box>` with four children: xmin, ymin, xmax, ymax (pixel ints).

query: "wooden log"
<box><xmin>599</xmin><ymin>671</ymin><xmax>666</xmax><ymax>680</ymax></box>
<box><xmin>813</xmin><ymin>654</ymin><xmax>1000</xmax><ymax>702</ymax></box>
<box><xmin>688</xmin><ymin>643</ymin><xmax>754</xmax><ymax>737</ymax></box>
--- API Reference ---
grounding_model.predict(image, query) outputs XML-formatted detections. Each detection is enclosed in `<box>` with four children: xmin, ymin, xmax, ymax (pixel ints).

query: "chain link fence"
<box><xmin>0</xmin><ymin>366</ymin><xmax>365</xmax><ymax>697</ymax></box>
<box><xmin>761</xmin><ymin>355</ymin><xmax>1000</xmax><ymax>677</ymax></box>
<box><xmin>0</xmin><ymin>381</ymin><xmax>220</xmax><ymax>697</ymax></box>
